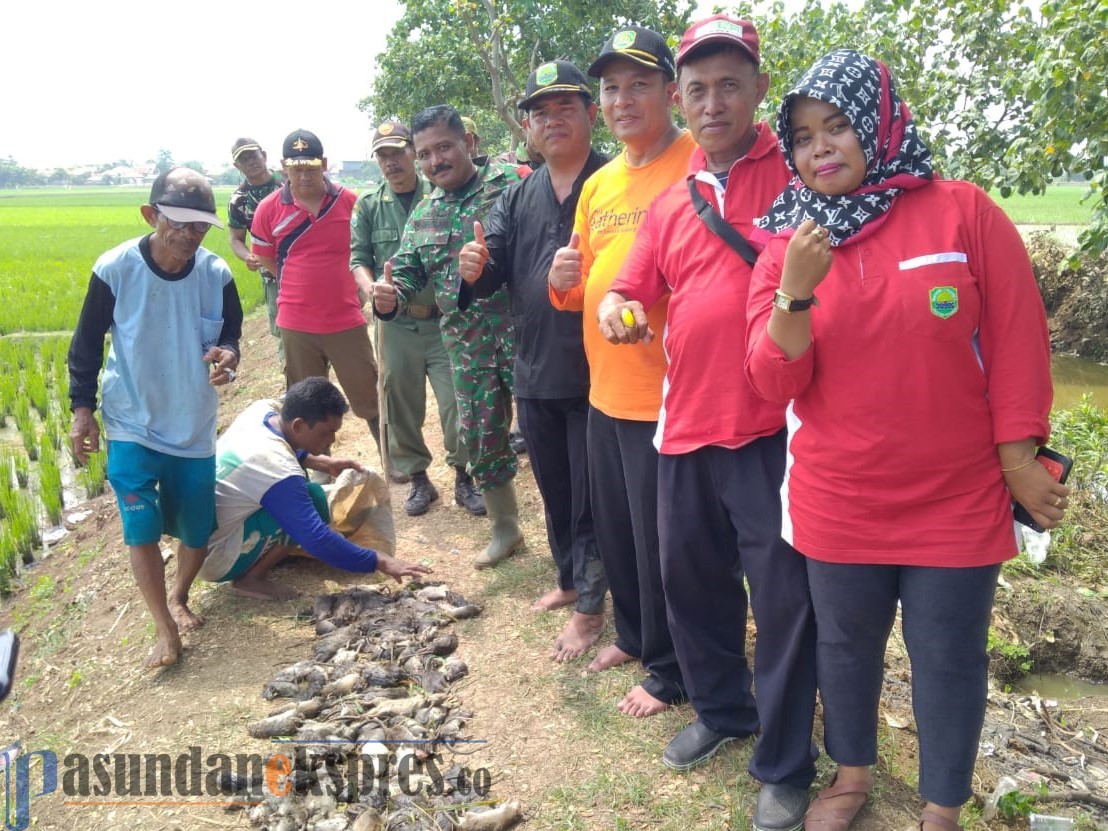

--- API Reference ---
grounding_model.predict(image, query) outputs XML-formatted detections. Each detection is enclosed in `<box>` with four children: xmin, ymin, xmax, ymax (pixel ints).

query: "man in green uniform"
<box><xmin>227</xmin><ymin>138</ymin><xmax>283</xmax><ymax>360</ymax></box>
<box><xmin>372</xmin><ymin>105</ymin><xmax>520</xmax><ymax>568</ymax></box>
<box><xmin>350</xmin><ymin>121</ymin><xmax>482</xmax><ymax>518</ymax></box>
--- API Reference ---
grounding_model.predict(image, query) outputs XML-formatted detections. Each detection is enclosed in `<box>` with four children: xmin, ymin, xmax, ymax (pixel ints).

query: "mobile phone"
<box><xmin>0</xmin><ymin>630</ymin><xmax>18</xmax><ymax>701</ymax></box>
<box><xmin>1012</xmin><ymin>447</ymin><xmax>1074</xmax><ymax>533</ymax></box>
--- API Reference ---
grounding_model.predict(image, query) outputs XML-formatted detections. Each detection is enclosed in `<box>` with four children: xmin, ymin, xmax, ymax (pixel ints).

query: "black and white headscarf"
<box><xmin>755</xmin><ymin>49</ymin><xmax>934</xmax><ymax>246</ymax></box>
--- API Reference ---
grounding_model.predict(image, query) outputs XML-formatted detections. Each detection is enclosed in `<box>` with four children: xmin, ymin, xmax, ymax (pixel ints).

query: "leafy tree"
<box><xmin>0</xmin><ymin>159</ymin><xmax>43</xmax><ymax>188</ymax></box>
<box><xmin>364</xmin><ymin>0</ymin><xmax>694</xmax><ymax>149</ymax></box>
<box><xmin>154</xmin><ymin>149</ymin><xmax>175</xmax><ymax>176</ymax></box>
<box><xmin>181</xmin><ymin>160</ymin><xmax>207</xmax><ymax>174</ymax></box>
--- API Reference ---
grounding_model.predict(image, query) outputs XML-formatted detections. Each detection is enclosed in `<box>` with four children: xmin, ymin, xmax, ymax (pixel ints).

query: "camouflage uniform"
<box><xmin>227</xmin><ymin>172</ymin><xmax>282</xmax><ymax>343</ymax></box>
<box><xmin>386</xmin><ymin>161</ymin><xmax>518</xmax><ymax>491</ymax></box>
<box><xmin>350</xmin><ymin>178</ymin><xmax>468</xmax><ymax>475</ymax></box>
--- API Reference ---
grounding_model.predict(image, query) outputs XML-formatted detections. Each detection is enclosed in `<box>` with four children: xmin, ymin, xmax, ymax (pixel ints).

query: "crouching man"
<box><xmin>198</xmin><ymin>377</ymin><xmax>431</xmax><ymax>598</ymax></box>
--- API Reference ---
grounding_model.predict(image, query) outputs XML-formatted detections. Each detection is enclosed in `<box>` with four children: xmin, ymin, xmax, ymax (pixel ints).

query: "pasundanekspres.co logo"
<box><xmin>2</xmin><ymin>740</ymin><xmax>492</xmax><ymax>830</ymax></box>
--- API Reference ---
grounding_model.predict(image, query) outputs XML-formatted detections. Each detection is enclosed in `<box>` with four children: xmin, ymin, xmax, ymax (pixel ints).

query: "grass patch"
<box><xmin>1034</xmin><ymin>396</ymin><xmax>1108</xmax><ymax>582</ymax></box>
<box><xmin>481</xmin><ymin>552</ymin><xmax>553</xmax><ymax>600</ymax></box>
<box><xmin>547</xmin><ymin>766</ymin><xmax>755</xmax><ymax>831</ymax></box>
<box><xmin>996</xmin><ymin>184</ymin><xmax>1095</xmax><ymax>226</ymax></box>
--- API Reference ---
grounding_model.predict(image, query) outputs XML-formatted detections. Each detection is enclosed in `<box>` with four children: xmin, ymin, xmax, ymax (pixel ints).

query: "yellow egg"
<box><xmin>621</xmin><ymin>308</ymin><xmax>636</xmax><ymax>327</ymax></box>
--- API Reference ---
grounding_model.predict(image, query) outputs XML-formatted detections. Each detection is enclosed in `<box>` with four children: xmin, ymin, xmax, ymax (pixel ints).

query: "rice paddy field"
<box><xmin>0</xmin><ymin>183</ymin><xmax>1094</xmax><ymax>594</ymax></box>
<box><xmin>0</xmin><ymin>186</ymin><xmax>262</xmax><ymax>592</ymax></box>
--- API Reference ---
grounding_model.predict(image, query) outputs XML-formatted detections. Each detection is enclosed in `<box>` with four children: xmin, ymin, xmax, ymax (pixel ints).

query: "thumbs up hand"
<box><xmin>548</xmin><ymin>231</ymin><xmax>583</xmax><ymax>292</ymax></box>
<box><xmin>459</xmin><ymin>220</ymin><xmax>490</xmax><ymax>286</ymax></box>
<box><xmin>373</xmin><ymin>259</ymin><xmax>399</xmax><ymax>314</ymax></box>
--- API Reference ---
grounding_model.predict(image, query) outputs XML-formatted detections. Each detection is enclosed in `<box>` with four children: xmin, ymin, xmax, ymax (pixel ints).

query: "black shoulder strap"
<box><xmin>687</xmin><ymin>179</ymin><xmax>758</xmax><ymax>266</ymax></box>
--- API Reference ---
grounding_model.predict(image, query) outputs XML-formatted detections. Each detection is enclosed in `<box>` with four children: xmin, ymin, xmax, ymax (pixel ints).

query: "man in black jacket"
<box><xmin>459</xmin><ymin>60</ymin><xmax>609</xmax><ymax>662</ymax></box>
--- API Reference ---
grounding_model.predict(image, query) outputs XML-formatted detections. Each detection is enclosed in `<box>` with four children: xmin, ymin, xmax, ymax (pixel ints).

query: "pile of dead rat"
<box><xmin>222</xmin><ymin>582</ymin><xmax>523</xmax><ymax>831</ymax></box>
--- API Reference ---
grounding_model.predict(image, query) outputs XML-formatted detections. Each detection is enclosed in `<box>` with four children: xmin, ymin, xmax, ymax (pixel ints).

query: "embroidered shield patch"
<box><xmin>929</xmin><ymin>286</ymin><xmax>958</xmax><ymax>319</ymax></box>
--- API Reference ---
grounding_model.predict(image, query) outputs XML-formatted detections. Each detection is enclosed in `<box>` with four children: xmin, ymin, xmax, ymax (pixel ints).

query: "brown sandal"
<box><xmin>918</xmin><ymin>810</ymin><xmax>963</xmax><ymax>831</ymax></box>
<box><xmin>803</xmin><ymin>772</ymin><xmax>872</xmax><ymax>830</ymax></box>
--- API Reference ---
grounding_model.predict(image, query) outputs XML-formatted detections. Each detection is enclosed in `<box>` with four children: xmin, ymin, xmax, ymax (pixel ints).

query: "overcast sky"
<box><xmin>2</xmin><ymin>0</ymin><xmax>404</xmax><ymax>170</ymax></box>
<box><xmin>4</xmin><ymin>1</ymin><xmax>816</xmax><ymax>171</ymax></box>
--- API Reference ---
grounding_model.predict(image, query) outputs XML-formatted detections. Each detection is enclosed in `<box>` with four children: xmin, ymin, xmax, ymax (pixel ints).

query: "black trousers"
<box><xmin>658</xmin><ymin>432</ymin><xmax>818</xmax><ymax>788</ymax></box>
<box><xmin>806</xmin><ymin>559</ymin><xmax>1001</xmax><ymax>806</ymax></box>
<box><xmin>587</xmin><ymin>407</ymin><xmax>684</xmax><ymax>703</ymax></box>
<box><xmin>516</xmin><ymin>396</ymin><xmax>606</xmax><ymax>615</ymax></box>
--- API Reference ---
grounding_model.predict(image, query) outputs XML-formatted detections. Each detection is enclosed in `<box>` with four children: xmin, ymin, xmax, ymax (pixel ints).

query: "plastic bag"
<box><xmin>1015</xmin><ymin>520</ymin><xmax>1051</xmax><ymax>566</ymax></box>
<box><xmin>323</xmin><ymin>467</ymin><xmax>396</xmax><ymax>557</ymax></box>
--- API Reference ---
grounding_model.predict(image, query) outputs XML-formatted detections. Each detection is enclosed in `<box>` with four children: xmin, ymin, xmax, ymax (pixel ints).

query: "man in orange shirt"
<box><xmin>549</xmin><ymin>25</ymin><xmax>695</xmax><ymax>718</ymax></box>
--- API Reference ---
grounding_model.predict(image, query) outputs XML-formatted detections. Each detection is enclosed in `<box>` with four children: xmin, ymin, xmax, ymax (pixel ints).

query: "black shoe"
<box><xmin>662</xmin><ymin>722</ymin><xmax>742</xmax><ymax>771</ymax></box>
<box><xmin>453</xmin><ymin>469</ymin><xmax>487</xmax><ymax>516</ymax></box>
<box><xmin>404</xmin><ymin>472</ymin><xmax>439</xmax><ymax>517</ymax></box>
<box><xmin>509</xmin><ymin>430</ymin><xmax>527</xmax><ymax>455</ymax></box>
<box><xmin>752</xmin><ymin>783</ymin><xmax>808</xmax><ymax>831</ymax></box>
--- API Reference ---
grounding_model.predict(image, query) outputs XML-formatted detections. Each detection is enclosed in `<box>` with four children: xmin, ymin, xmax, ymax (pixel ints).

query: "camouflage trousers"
<box><xmin>452</xmin><ymin>360</ymin><xmax>516</xmax><ymax>491</ymax></box>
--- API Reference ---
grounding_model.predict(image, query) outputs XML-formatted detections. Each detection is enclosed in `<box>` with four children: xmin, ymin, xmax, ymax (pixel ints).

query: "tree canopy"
<box><xmin>365</xmin><ymin>0</ymin><xmax>1105</xmax><ymax>256</ymax></box>
<box><xmin>362</xmin><ymin>0</ymin><xmax>694</xmax><ymax>149</ymax></box>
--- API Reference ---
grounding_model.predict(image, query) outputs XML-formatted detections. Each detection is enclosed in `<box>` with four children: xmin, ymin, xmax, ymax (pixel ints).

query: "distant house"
<box><xmin>84</xmin><ymin>165</ymin><xmax>148</xmax><ymax>186</ymax></box>
<box><xmin>336</xmin><ymin>160</ymin><xmax>367</xmax><ymax>179</ymax></box>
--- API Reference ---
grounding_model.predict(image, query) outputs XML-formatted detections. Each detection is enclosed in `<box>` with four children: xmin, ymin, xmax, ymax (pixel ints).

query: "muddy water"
<box><xmin>1013</xmin><ymin>672</ymin><xmax>1108</xmax><ymax>699</ymax></box>
<box><xmin>1052</xmin><ymin>354</ymin><xmax>1108</xmax><ymax>409</ymax></box>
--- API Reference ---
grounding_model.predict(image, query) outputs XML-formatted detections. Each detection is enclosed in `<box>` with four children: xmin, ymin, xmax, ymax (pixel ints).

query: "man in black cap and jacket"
<box><xmin>459</xmin><ymin>60</ymin><xmax>609</xmax><ymax>663</ymax></box>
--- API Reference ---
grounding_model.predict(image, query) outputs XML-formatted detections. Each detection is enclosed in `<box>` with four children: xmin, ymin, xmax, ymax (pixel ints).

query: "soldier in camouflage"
<box><xmin>372</xmin><ymin>105</ymin><xmax>522</xmax><ymax>569</ymax></box>
<box><xmin>350</xmin><ymin>120</ymin><xmax>480</xmax><ymax>517</ymax></box>
<box><xmin>227</xmin><ymin>138</ymin><xmax>283</xmax><ymax>360</ymax></box>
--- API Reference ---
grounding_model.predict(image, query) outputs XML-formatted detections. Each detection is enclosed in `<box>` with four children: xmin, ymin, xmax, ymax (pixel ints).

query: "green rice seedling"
<box><xmin>25</xmin><ymin>364</ymin><xmax>50</xmax><ymax>420</ymax></box>
<box><xmin>0</xmin><ymin>486</ymin><xmax>37</xmax><ymax>564</ymax></box>
<box><xmin>12</xmin><ymin>452</ymin><xmax>29</xmax><ymax>488</ymax></box>
<box><xmin>0</xmin><ymin>448</ymin><xmax>14</xmax><ymax>518</ymax></box>
<box><xmin>43</xmin><ymin>411</ymin><xmax>63</xmax><ymax>450</ymax></box>
<box><xmin>0</xmin><ymin>526</ymin><xmax>16</xmax><ymax>595</ymax></box>
<box><xmin>13</xmin><ymin>397</ymin><xmax>38</xmax><ymax>461</ymax></box>
<box><xmin>77</xmin><ymin>424</ymin><xmax>107</xmax><ymax>497</ymax></box>
<box><xmin>37</xmin><ymin>434</ymin><xmax>63</xmax><ymax>526</ymax></box>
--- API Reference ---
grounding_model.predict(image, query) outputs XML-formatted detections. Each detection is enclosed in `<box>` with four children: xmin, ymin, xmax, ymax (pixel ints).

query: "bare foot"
<box><xmin>168</xmin><ymin>595</ymin><xmax>204</xmax><ymax>632</ymax></box>
<box><xmin>617</xmin><ymin>684</ymin><xmax>669</xmax><ymax>717</ymax></box>
<box><xmin>586</xmin><ymin>643</ymin><xmax>635</xmax><ymax>673</ymax></box>
<box><xmin>231</xmin><ymin>575</ymin><xmax>299</xmax><ymax>601</ymax></box>
<box><xmin>145</xmin><ymin>630</ymin><xmax>181</xmax><ymax>669</ymax></box>
<box><xmin>532</xmin><ymin>587</ymin><xmax>578</xmax><ymax>612</ymax></box>
<box><xmin>551</xmin><ymin>612</ymin><xmax>604</xmax><ymax>662</ymax></box>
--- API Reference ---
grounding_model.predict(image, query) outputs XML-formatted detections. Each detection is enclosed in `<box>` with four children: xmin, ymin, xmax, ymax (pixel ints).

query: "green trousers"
<box><xmin>263</xmin><ymin>274</ymin><xmax>284</xmax><ymax>363</ymax></box>
<box><xmin>378</xmin><ymin>316</ymin><xmax>465</xmax><ymax>475</ymax></box>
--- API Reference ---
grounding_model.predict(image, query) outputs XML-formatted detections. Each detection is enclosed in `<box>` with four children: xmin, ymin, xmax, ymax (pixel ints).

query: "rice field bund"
<box><xmin>0</xmin><ymin>187</ymin><xmax>262</xmax><ymax>593</ymax></box>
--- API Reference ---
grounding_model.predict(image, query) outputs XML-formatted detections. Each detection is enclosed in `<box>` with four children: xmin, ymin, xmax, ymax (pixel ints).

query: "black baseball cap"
<box><xmin>149</xmin><ymin>167</ymin><xmax>223</xmax><ymax>229</ymax></box>
<box><xmin>588</xmin><ymin>26</ymin><xmax>675</xmax><ymax>80</ymax></box>
<box><xmin>519</xmin><ymin>60</ymin><xmax>592</xmax><ymax>110</ymax></box>
<box><xmin>282</xmin><ymin>129</ymin><xmax>325</xmax><ymax>167</ymax></box>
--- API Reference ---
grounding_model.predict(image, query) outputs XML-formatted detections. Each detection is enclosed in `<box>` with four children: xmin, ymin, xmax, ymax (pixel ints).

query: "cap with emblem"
<box><xmin>676</xmin><ymin>14</ymin><xmax>761</xmax><ymax>69</ymax></box>
<box><xmin>371</xmin><ymin>121</ymin><xmax>413</xmax><ymax>154</ymax></box>
<box><xmin>149</xmin><ymin>167</ymin><xmax>223</xmax><ymax>229</ymax></box>
<box><xmin>282</xmin><ymin>129</ymin><xmax>324</xmax><ymax>167</ymax></box>
<box><xmin>588</xmin><ymin>26</ymin><xmax>675</xmax><ymax>80</ymax></box>
<box><xmin>519</xmin><ymin>60</ymin><xmax>592</xmax><ymax>111</ymax></box>
<box><xmin>230</xmin><ymin>138</ymin><xmax>265</xmax><ymax>163</ymax></box>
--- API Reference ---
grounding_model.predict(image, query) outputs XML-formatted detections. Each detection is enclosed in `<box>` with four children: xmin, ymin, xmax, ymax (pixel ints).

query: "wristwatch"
<box><xmin>773</xmin><ymin>289</ymin><xmax>818</xmax><ymax>313</ymax></box>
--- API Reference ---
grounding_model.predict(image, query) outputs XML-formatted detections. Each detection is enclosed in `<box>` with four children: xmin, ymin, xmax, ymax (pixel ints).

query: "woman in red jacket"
<box><xmin>745</xmin><ymin>50</ymin><xmax>1069</xmax><ymax>831</ymax></box>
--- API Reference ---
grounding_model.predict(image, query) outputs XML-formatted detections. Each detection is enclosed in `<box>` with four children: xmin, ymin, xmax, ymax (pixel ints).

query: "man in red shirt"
<box><xmin>598</xmin><ymin>16</ymin><xmax>817</xmax><ymax>831</ymax></box>
<box><xmin>251</xmin><ymin>130</ymin><xmax>382</xmax><ymax>455</ymax></box>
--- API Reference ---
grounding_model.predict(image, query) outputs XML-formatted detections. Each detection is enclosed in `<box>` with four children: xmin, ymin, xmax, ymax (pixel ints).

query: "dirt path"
<box><xmin>1</xmin><ymin>312</ymin><xmax>1105</xmax><ymax>831</ymax></box>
